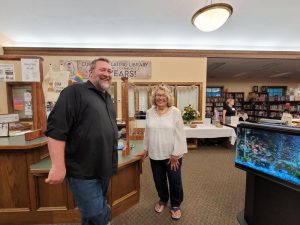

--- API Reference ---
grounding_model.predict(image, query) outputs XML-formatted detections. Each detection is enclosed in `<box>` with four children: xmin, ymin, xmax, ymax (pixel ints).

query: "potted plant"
<box><xmin>182</xmin><ymin>105</ymin><xmax>200</xmax><ymax>127</ymax></box>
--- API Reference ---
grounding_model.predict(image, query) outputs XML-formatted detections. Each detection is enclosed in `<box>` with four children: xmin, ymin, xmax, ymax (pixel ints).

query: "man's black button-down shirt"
<box><xmin>45</xmin><ymin>81</ymin><xmax>118</xmax><ymax>179</ymax></box>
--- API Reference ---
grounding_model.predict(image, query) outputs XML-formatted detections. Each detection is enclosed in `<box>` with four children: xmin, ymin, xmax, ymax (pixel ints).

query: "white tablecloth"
<box><xmin>184</xmin><ymin>124</ymin><xmax>237</xmax><ymax>145</ymax></box>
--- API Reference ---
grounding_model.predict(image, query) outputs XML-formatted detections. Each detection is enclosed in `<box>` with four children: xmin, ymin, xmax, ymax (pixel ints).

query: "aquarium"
<box><xmin>235</xmin><ymin>122</ymin><xmax>300</xmax><ymax>191</ymax></box>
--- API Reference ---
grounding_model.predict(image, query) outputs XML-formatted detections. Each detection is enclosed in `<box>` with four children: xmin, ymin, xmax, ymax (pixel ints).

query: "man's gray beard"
<box><xmin>100</xmin><ymin>82</ymin><xmax>111</xmax><ymax>91</ymax></box>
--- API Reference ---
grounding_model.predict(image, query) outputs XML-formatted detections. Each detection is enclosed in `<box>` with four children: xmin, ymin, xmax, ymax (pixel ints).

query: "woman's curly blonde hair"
<box><xmin>151</xmin><ymin>84</ymin><xmax>174</xmax><ymax>107</ymax></box>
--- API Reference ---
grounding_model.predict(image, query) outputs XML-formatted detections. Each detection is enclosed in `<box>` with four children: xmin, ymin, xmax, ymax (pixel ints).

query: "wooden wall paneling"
<box><xmin>110</xmin><ymin>161</ymin><xmax>140</xmax><ymax>218</ymax></box>
<box><xmin>174</xmin><ymin>84</ymin><xmax>178</xmax><ymax>107</ymax></box>
<box><xmin>111</xmin><ymin>164</ymin><xmax>137</xmax><ymax>201</ymax></box>
<box><xmin>0</xmin><ymin>151</ymin><xmax>30</xmax><ymax>211</ymax></box>
<box><xmin>0</xmin><ymin>210</ymin><xmax>81</xmax><ymax>225</ymax></box>
<box><xmin>26</xmin><ymin>145</ymin><xmax>49</xmax><ymax>211</ymax></box>
<box><xmin>134</xmin><ymin>88</ymin><xmax>140</xmax><ymax>115</ymax></box>
<box><xmin>27</xmin><ymin>148</ymin><xmax>41</xmax><ymax>211</ymax></box>
<box><xmin>113</xmin><ymin>82</ymin><xmax>118</xmax><ymax>114</ymax></box>
<box><xmin>26</xmin><ymin>145</ymin><xmax>70</xmax><ymax>211</ymax></box>
<box><xmin>5</xmin><ymin>83</ymin><xmax>13</xmax><ymax>114</ymax></box>
<box><xmin>31</xmin><ymin>82</ymin><xmax>38</xmax><ymax>129</ymax></box>
<box><xmin>35</xmin><ymin>175</ymin><xmax>68</xmax><ymax>210</ymax></box>
<box><xmin>121</xmin><ymin>77</ymin><xmax>130</xmax><ymax>154</ymax></box>
<box><xmin>31</xmin><ymin>58</ymin><xmax>46</xmax><ymax>132</ymax></box>
<box><xmin>121</xmin><ymin>82</ymin><xmax>125</xmax><ymax>122</ymax></box>
<box><xmin>147</xmin><ymin>85</ymin><xmax>152</xmax><ymax>109</ymax></box>
<box><xmin>66</xmin><ymin>186</ymin><xmax>76</xmax><ymax>209</ymax></box>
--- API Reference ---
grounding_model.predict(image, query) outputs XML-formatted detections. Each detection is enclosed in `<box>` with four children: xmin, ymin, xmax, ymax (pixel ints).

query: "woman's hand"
<box><xmin>135</xmin><ymin>150</ymin><xmax>148</xmax><ymax>161</ymax></box>
<box><xmin>168</xmin><ymin>155</ymin><xmax>179</xmax><ymax>171</ymax></box>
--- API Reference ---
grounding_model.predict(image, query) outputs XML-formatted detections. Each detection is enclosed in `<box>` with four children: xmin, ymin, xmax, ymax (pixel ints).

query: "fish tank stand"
<box><xmin>237</xmin><ymin>172</ymin><xmax>300</xmax><ymax>225</ymax></box>
<box><xmin>235</xmin><ymin>122</ymin><xmax>300</xmax><ymax>225</ymax></box>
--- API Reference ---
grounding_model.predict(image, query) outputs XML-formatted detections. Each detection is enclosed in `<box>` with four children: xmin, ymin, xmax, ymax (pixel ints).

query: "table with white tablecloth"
<box><xmin>184</xmin><ymin>124</ymin><xmax>237</xmax><ymax>146</ymax></box>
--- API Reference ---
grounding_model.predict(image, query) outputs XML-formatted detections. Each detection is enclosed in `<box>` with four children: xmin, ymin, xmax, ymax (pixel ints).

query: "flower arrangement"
<box><xmin>182</xmin><ymin>105</ymin><xmax>200</xmax><ymax>124</ymax></box>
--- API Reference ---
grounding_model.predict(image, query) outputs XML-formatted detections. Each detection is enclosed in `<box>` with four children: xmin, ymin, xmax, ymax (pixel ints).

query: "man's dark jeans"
<box><xmin>67</xmin><ymin>177</ymin><xmax>111</xmax><ymax>225</ymax></box>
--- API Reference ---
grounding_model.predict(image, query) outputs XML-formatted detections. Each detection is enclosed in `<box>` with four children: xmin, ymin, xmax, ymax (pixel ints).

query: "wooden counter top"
<box><xmin>30</xmin><ymin>140</ymin><xmax>144</xmax><ymax>174</ymax></box>
<box><xmin>0</xmin><ymin>135</ymin><xmax>47</xmax><ymax>150</ymax></box>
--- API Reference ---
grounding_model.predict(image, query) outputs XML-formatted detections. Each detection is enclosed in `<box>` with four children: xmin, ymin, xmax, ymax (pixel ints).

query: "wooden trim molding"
<box><xmin>3</xmin><ymin>47</ymin><xmax>300</xmax><ymax>59</ymax></box>
<box><xmin>0</xmin><ymin>55</ymin><xmax>44</xmax><ymax>60</ymax></box>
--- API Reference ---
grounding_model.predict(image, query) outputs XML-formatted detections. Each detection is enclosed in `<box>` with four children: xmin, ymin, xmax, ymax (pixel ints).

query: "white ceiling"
<box><xmin>1</xmin><ymin>0</ymin><xmax>300</xmax><ymax>51</ymax></box>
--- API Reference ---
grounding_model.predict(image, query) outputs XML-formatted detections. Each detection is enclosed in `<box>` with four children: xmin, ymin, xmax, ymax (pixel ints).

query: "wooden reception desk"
<box><xmin>0</xmin><ymin>135</ymin><xmax>143</xmax><ymax>224</ymax></box>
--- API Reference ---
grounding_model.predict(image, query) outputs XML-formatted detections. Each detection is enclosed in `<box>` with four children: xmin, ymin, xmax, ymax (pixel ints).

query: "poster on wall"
<box><xmin>21</xmin><ymin>58</ymin><xmax>40</xmax><ymax>82</ymax></box>
<box><xmin>77</xmin><ymin>60</ymin><xmax>91</xmax><ymax>79</ymax></box>
<box><xmin>0</xmin><ymin>64</ymin><xmax>15</xmax><ymax>81</ymax></box>
<box><xmin>60</xmin><ymin>60</ymin><xmax>78</xmax><ymax>80</ymax></box>
<box><xmin>111</xmin><ymin>60</ymin><xmax>151</xmax><ymax>79</ymax></box>
<box><xmin>58</xmin><ymin>59</ymin><xmax>152</xmax><ymax>80</ymax></box>
<box><xmin>42</xmin><ymin>70</ymin><xmax>69</xmax><ymax>102</ymax></box>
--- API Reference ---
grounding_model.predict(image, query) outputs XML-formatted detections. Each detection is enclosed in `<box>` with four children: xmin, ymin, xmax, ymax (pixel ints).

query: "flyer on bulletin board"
<box><xmin>0</xmin><ymin>64</ymin><xmax>15</xmax><ymax>81</ymax></box>
<box><xmin>21</xmin><ymin>58</ymin><xmax>40</xmax><ymax>82</ymax></box>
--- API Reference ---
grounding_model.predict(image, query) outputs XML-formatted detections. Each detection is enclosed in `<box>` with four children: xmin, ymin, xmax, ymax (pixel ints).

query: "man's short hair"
<box><xmin>89</xmin><ymin>57</ymin><xmax>110</xmax><ymax>71</ymax></box>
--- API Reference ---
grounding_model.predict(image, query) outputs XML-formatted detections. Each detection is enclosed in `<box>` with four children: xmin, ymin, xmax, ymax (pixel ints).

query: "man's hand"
<box><xmin>135</xmin><ymin>150</ymin><xmax>148</xmax><ymax>161</ymax></box>
<box><xmin>168</xmin><ymin>155</ymin><xmax>179</xmax><ymax>171</ymax></box>
<box><xmin>46</xmin><ymin>137</ymin><xmax>66</xmax><ymax>184</ymax></box>
<box><xmin>45</xmin><ymin>166</ymin><xmax>66</xmax><ymax>184</ymax></box>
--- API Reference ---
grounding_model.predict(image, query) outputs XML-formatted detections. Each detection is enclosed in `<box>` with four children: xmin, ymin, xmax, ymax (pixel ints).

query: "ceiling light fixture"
<box><xmin>192</xmin><ymin>2</ymin><xmax>233</xmax><ymax>32</ymax></box>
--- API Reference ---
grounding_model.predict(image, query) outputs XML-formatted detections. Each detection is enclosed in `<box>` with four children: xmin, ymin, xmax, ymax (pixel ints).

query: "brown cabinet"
<box><xmin>0</xmin><ymin>137</ymin><xmax>143</xmax><ymax>224</ymax></box>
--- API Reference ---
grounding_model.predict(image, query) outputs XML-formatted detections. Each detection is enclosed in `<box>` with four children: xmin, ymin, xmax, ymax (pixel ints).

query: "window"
<box><xmin>127</xmin><ymin>82</ymin><xmax>203</xmax><ymax>121</ymax></box>
<box><xmin>176</xmin><ymin>86</ymin><xmax>199</xmax><ymax>111</ymax></box>
<box><xmin>206</xmin><ymin>87</ymin><xmax>223</xmax><ymax>97</ymax></box>
<box><xmin>267</xmin><ymin>87</ymin><xmax>286</xmax><ymax>97</ymax></box>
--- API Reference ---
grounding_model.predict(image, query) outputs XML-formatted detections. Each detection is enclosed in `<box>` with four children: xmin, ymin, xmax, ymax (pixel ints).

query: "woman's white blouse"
<box><xmin>143</xmin><ymin>106</ymin><xmax>188</xmax><ymax>160</ymax></box>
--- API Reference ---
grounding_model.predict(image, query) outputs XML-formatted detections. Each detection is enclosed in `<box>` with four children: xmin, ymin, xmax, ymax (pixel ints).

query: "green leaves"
<box><xmin>182</xmin><ymin>105</ymin><xmax>200</xmax><ymax>122</ymax></box>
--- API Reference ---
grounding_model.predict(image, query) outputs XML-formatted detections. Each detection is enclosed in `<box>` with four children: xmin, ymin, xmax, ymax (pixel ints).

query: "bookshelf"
<box><xmin>244</xmin><ymin>97</ymin><xmax>300</xmax><ymax>121</ymax></box>
<box><xmin>244</xmin><ymin>90</ymin><xmax>269</xmax><ymax>122</ymax></box>
<box><xmin>206</xmin><ymin>96</ymin><xmax>225</xmax><ymax>118</ymax></box>
<box><xmin>206</xmin><ymin>92</ymin><xmax>245</xmax><ymax>120</ymax></box>
<box><xmin>268</xmin><ymin>100</ymin><xmax>300</xmax><ymax>119</ymax></box>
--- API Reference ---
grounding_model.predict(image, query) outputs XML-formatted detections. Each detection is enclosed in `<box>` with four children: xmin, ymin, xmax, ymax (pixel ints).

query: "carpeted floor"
<box><xmin>40</xmin><ymin>145</ymin><xmax>246</xmax><ymax>225</ymax></box>
<box><xmin>111</xmin><ymin>145</ymin><xmax>245</xmax><ymax>225</ymax></box>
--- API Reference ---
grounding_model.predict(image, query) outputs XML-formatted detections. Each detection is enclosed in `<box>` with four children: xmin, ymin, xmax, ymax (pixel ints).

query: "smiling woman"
<box><xmin>136</xmin><ymin>83</ymin><xmax>188</xmax><ymax>220</ymax></box>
